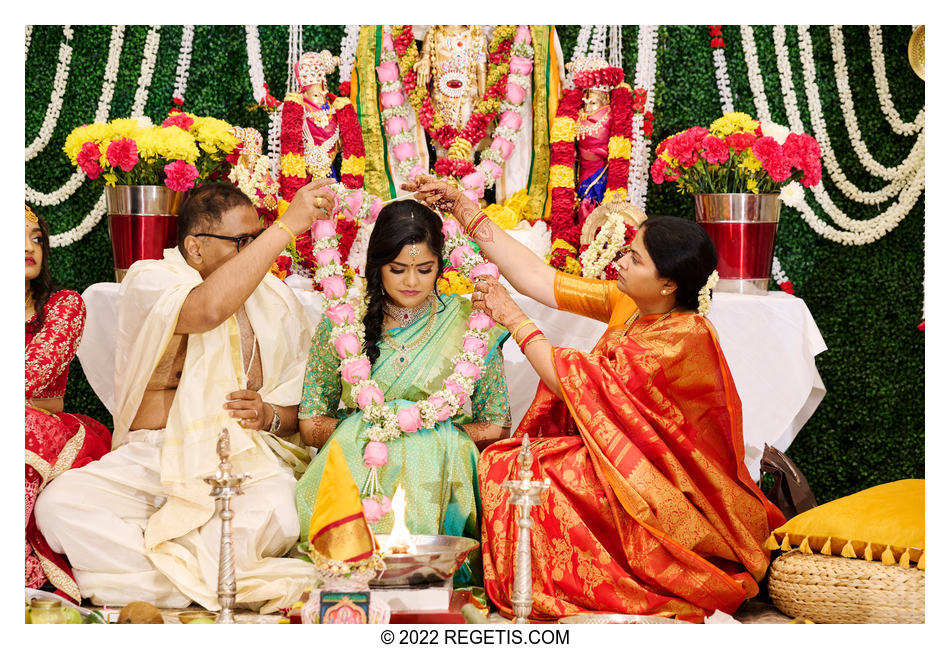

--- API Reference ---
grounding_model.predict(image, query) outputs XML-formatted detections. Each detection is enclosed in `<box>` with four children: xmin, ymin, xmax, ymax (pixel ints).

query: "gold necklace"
<box><xmin>623</xmin><ymin>308</ymin><xmax>675</xmax><ymax>336</ymax></box>
<box><xmin>382</xmin><ymin>296</ymin><xmax>438</xmax><ymax>372</ymax></box>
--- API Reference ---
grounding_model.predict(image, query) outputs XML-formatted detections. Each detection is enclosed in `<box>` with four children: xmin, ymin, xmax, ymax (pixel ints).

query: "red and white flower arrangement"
<box><xmin>650</xmin><ymin>111</ymin><xmax>822</xmax><ymax>195</ymax></box>
<box><xmin>312</xmin><ymin>213</ymin><xmax>499</xmax><ymax>519</ymax></box>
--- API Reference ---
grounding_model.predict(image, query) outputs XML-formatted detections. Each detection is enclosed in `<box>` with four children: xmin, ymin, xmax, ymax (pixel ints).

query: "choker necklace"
<box><xmin>383</xmin><ymin>296</ymin><xmax>433</xmax><ymax>328</ymax></box>
<box><xmin>623</xmin><ymin>308</ymin><xmax>675</xmax><ymax>336</ymax></box>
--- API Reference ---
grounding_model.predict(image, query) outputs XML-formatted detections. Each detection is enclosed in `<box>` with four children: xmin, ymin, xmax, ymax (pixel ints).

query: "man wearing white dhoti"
<box><xmin>35</xmin><ymin>180</ymin><xmax>336</xmax><ymax>613</ymax></box>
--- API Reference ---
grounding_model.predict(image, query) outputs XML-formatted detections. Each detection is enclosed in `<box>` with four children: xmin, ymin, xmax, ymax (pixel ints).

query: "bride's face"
<box><xmin>381</xmin><ymin>242</ymin><xmax>439</xmax><ymax>310</ymax></box>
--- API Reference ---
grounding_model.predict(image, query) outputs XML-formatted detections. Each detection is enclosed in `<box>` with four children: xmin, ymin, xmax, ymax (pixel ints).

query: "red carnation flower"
<box><xmin>77</xmin><ymin>141</ymin><xmax>104</xmax><ymax>179</ymax></box>
<box><xmin>700</xmin><ymin>135</ymin><xmax>730</xmax><ymax>165</ymax></box>
<box><xmin>779</xmin><ymin>280</ymin><xmax>795</xmax><ymax>295</ymax></box>
<box><xmin>106</xmin><ymin>137</ymin><xmax>139</xmax><ymax>172</ymax></box>
<box><xmin>172</xmin><ymin>96</ymin><xmax>184</xmax><ymax>107</ymax></box>
<box><xmin>163</xmin><ymin>160</ymin><xmax>200</xmax><ymax>192</ymax></box>
<box><xmin>162</xmin><ymin>113</ymin><xmax>194</xmax><ymax>131</ymax></box>
<box><xmin>725</xmin><ymin>132</ymin><xmax>757</xmax><ymax>153</ymax></box>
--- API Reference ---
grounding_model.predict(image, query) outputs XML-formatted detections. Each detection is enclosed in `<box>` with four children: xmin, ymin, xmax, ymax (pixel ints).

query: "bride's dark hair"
<box><xmin>363</xmin><ymin>200</ymin><xmax>445</xmax><ymax>365</ymax></box>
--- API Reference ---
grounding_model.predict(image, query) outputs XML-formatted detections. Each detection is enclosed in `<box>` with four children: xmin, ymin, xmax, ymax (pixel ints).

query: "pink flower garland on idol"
<box><xmin>312</xmin><ymin>214</ymin><xmax>500</xmax><ymax>521</ymax></box>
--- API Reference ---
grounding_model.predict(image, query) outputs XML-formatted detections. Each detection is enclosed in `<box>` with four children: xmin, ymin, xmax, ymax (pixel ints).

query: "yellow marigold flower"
<box><xmin>562</xmin><ymin>256</ymin><xmax>582</xmax><ymax>275</ymax></box>
<box><xmin>603</xmin><ymin>188</ymin><xmax>627</xmax><ymax>204</ymax></box>
<box><xmin>484</xmin><ymin>204</ymin><xmax>520</xmax><ymax>230</ymax></box>
<box><xmin>437</xmin><ymin>270</ymin><xmax>474</xmax><ymax>296</ymax></box>
<box><xmin>191</xmin><ymin>116</ymin><xmax>239</xmax><ymax>155</ymax></box>
<box><xmin>281</xmin><ymin>153</ymin><xmax>308</xmax><ymax>178</ymax></box>
<box><xmin>504</xmin><ymin>189</ymin><xmax>530</xmax><ymax>220</ymax></box>
<box><xmin>109</xmin><ymin>118</ymin><xmax>142</xmax><ymax>140</ymax></box>
<box><xmin>277</xmin><ymin>199</ymin><xmax>291</xmax><ymax>217</ymax></box>
<box><xmin>549</xmin><ymin>165</ymin><xmax>575</xmax><ymax>189</ymax></box>
<box><xmin>550</xmin><ymin>117</ymin><xmax>577</xmax><ymax>143</ymax></box>
<box><xmin>551</xmin><ymin>238</ymin><xmax>577</xmax><ymax>254</ymax></box>
<box><xmin>746</xmin><ymin>178</ymin><xmax>759</xmax><ymax>193</ymax></box>
<box><xmin>341</xmin><ymin>156</ymin><xmax>365</xmax><ymax>176</ymax></box>
<box><xmin>709</xmin><ymin>111</ymin><xmax>760</xmax><ymax>137</ymax></box>
<box><xmin>607</xmin><ymin>136</ymin><xmax>631</xmax><ymax>160</ymax></box>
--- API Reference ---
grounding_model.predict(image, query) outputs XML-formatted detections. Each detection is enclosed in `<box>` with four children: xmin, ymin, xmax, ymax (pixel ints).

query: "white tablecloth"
<box><xmin>78</xmin><ymin>282</ymin><xmax>825</xmax><ymax>477</ymax></box>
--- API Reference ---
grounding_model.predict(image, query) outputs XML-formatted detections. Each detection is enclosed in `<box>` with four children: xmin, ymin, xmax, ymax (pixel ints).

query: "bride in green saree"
<box><xmin>295</xmin><ymin>199</ymin><xmax>511</xmax><ymax>584</ymax></box>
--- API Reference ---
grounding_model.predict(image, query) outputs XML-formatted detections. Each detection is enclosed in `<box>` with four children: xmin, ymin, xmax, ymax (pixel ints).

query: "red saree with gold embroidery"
<box><xmin>479</xmin><ymin>274</ymin><xmax>784</xmax><ymax>623</ymax></box>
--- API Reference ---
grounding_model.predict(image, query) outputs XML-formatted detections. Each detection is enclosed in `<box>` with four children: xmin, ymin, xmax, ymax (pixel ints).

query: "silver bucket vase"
<box><xmin>693</xmin><ymin>193</ymin><xmax>780</xmax><ymax>296</ymax></box>
<box><xmin>105</xmin><ymin>185</ymin><xmax>184</xmax><ymax>282</ymax></box>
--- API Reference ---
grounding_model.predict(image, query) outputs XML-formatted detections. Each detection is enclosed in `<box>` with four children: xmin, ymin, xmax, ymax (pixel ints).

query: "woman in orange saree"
<box><xmin>405</xmin><ymin>176</ymin><xmax>785</xmax><ymax>623</ymax></box>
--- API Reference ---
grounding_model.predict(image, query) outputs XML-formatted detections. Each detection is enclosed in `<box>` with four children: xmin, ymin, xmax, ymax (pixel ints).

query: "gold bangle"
<box><xmin>522</xmin><ymin>335</ymin><xmax>548</xmax><ymax>350</ymax></box>
<box><xmin>510</xmin><ymin>319</ymin><xmax>535</xmax><ymax>340</ymax></box>
<box><xmin>274</xmin><ymin>219</ymin><xmax>295</xmax><ymax>241</ymax></box>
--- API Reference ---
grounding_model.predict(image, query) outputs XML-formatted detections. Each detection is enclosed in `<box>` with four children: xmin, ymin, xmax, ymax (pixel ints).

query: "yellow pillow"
<box><xmin>764</xmin><ymin>479</ymin><xmax>924</xmax><ymax>570</ymax></box>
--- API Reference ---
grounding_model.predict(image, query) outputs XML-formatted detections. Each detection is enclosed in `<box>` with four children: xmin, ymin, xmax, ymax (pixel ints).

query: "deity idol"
<box><xmin>413</xmin><ymin>26</ymin><xmax>489</xmax><ymax>147</ymax></box>
<box><xmin>568</xmin><ymin>56</ymin><xmax>624</xmax><ymax>220</ymax></box>
<box><xmin>280</xmin><ymin>51</ymin><xmax>365</xmax><ymax>203</ymax></box>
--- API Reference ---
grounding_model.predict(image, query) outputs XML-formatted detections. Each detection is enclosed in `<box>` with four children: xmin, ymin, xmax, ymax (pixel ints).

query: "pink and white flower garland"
<box><xmin>377</xmin><ymin>28</ymin><xmax>427</xmax><ymax>184</ymax></box>
<box><xmin>313</xmin><ymin>214</ymin><xmax>499</xmax><ymax>518</ymax></box>
<box><xmin>461</xmin><ymin>26</ymin><xmax>534</xmax><ymax>201</ymax></box>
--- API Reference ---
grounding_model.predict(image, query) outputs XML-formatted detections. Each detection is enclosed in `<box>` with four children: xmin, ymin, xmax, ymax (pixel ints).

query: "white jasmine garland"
<box><xmin>338</xmin><ymin>25</ymin><xmax>360</xmax><ymax>83</ymax></box>
<box><xmin>49</xmin><ymin>193</ymin><xmax>106</xmax><ymax>248</ymax></box>
<box><xmin>773</xmin><ymin>26</ymin><xmax>805</xmax><ymax>133</ymax></box>
<box><xmin>739</xmin><ymin>25</ymin><xmax>772</xmax><ymax>123</ymax></box>
<box><xmin>771</xmin><ymin>256</ymin><xmax>793</xmax><ymax>290</ymax></box>
<box><xmin>711</xmin><ymin>46</ymin><xmax>734</xmax><ymax>114</ymax></box>
<box><xmin>697</xmin><ymin>270</ymin><xmax>718</xmax><ymax>317</ymax></box>
<box><xmin>627</xmin><ymin>25</ymin><xmax>658</xmax><ymax>210</ymax></box>
<box><xmin>25</xmin><ymin>26</ymin><xmax>73</xmax><ymax>162</ymax></box>
<box><xmin>245</xmin><ymin>25</ymin><xmax>267</xmax><ymax>103</ymax></box>
<box><xmin>580</xmin><ymin>211</ymin><xmax>625</xmax><ymax>279</ymax></box>
<box><xmin>267</xmin><ymin>109</ymin><xmax>282</xmax><ymax>180</ymax></box>
<box><xmin>589</xmin><ymin>25</ymin><xmax>608</xmax><ymax>61</ymax></box>
<box><xmin>608</xmin><ymin>25</ymin><xmax>622</xmax><ymax>69</ymax></box>
<box><xmin>25</xmin><ymin>25</ymin><xmax>33</xmax><ymax>59</ymax></box>
<box><xmin>829</xmin><ymin>26</ymin><xmax>923</xmax><ymax>182</ymax></box>
<box><xmin>130</xmin><ymin>25</ymin><xmax>161</xmax><ymax>119</ymax></box>
<box><xmin>868</xmin><ymin>26</ymin><xmax>924</xmax><ymax>136</ymax></box>
<box><xmin>172</xmin><ymin>25</ymin><xmax>194</xmax><ymax>104</ymax></box>
<box><xmin>26</xmin><ymin>25</ymin><xmax>124</xmax><ymax>209</ymax></box>
<box><xmin>569</xmin><ymin>25</ymin><xmax>595</xmax><ymax>81</ymax></box>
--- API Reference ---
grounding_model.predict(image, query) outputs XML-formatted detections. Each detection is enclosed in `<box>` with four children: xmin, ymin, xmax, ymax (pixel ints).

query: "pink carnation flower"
<box><xmin>163</xmin><ymin>160</ymin><xmax>199</xmax><ymax>192</ymax></box>
<box><xmin>700</xmin><ymin>136</ymin><xmax>730</xmax><ymax>165</ymax></box>
<box><xmin>106</xmin><ymin>138</ymin><xmax>139</xmax><ymax>172</ymax></box>
<box><xmin>311</xmin><ymin>218</ymin><xmax>337</xmax><ymax>239</ymax></box>
<box><xmin>77</xmin><ymin>141</ymin><xmax>103</xmax><ymax>179</ymax></box>
<box><xmin>162</xmin><ymin>113</ymin><xmax>194</xmax><ymax>131</ymax></box>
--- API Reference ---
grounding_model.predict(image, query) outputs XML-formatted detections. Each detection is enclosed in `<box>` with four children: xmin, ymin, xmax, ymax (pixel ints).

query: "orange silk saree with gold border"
<box><xmin>479</xmin><ymin>273</ymin><xmax>784</xmax><ymax>623</ymax></box>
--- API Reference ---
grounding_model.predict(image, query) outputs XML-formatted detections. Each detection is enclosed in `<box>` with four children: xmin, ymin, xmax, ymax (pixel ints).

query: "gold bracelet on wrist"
<box><xmin>510</xmin><ymin>319</ymin><xmax>535</xmax><ymax>340</ymax></box>
<box><xmin>274</xmin><ymin>219</ymin><xmax>295</xmax><ymax>241</ymax></box>
<box><xmin>522</xmin><ymin>335</ymin><xmax>548</xmax><ymax>350</ymax></box>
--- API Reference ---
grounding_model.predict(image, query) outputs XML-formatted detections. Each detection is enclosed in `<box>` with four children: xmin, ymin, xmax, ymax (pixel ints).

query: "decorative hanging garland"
<box><xmin>25</xmin><ymin>25</ymin><xmax>124</xmax><ymax>208</ymax></box>
<box><xmin>868</xmin><ymin>26</ymin><xmax>924</xmax><ymax>136</ymax></box>
<box><xmin>245</xmin><ymin>25</ymin><xmax>267</xmax><ymax>103</ymax></box>
<box><xmin>25</xmin><ymin>25</ymin><xmax>72</xmax><ymax>162</ymax></box>
<box><xmin>829</xmin><ymin>26</ymin><xmax>923</xmax><ymax>182</ymax></box>
<box><xmin>130</xmin><ymin>25</ymin><xmax>161</xmax><ymax>119</ymax></box>
<box><xmin>337</xmin><ymin>24</ymin><xmax>360</xmax><ymax>96</ymax></box>
<box><xmin>709</xmin><ymin>26</ymin><xmax>734</xmax><ymax>114</ymax></box>
<box><xmin>627</xmin><ymin>25</ymin><xmax>658</xmax><ymax>210</ymax></box>
<box><xmin>771</xmin><ymin>256</ymin><xmax>795</xmax><ymax>294</ymax></box>
<box><xmin>739</xmin><ymin>26</ymin><xmax>772</xmax><ymax>123</ymax></box>
<box><xmin>49</xmin><ymin>194</ymin><xmax>107</xmax><ymax>248</ymax></box>
<box><xmin>172</xmin><ymin>25</ymin><xmax>194</xmax><ymax>105</ymax></box>
<box><xmin>25</xmin><ymin>25</ymin><xmax>33</xmax><ymax>59</ymax></box>
<box><xmin>579</xmin><ymin>210</ymin><xmax>625</xmax><ymax>279</ymax></box>
<box><xmin>378</xmin><ymin>26</ymin><xmax>426</xmax><ymax>183</ymax></box>
<box><xmin>589</xmin><ymin>25</ymin><xmax>608</xmax><ymax>61</ymax></box>
<box><xmin>569</xmin><ymin>25</ymin><xmax>594</xmax><ymax>76</ymax></box>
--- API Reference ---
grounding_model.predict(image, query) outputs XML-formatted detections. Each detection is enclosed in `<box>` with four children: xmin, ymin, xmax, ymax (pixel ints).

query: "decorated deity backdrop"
<box><xmin>24</xmin><ymin>25</ymin><xmax>924</xmax><ymax>503</ymax></box>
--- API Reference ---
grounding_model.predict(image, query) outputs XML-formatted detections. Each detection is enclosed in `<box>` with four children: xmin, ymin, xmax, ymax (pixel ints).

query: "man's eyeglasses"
<box><xmin>193</xmin><ymin>230</ymin><xmax>262</xmax><ymax>252</ymax></box>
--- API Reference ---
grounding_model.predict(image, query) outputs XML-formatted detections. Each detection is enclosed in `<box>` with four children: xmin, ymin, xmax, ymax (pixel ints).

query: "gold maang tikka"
<box><xmin>409</xmin><ymin>243</ymin><xmax>420</xmax><ymax>260</ymax></box>
<box><xmin>25</xmin><ymin>205</ymin><xmax>38</xmax><ymax>223</ymax></box>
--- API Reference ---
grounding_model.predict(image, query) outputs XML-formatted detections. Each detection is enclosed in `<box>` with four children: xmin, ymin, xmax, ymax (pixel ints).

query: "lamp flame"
<box><xmin>383</xmin><ymin>485</ymin><xmax>416</xmax><ymax>554</ymax></box>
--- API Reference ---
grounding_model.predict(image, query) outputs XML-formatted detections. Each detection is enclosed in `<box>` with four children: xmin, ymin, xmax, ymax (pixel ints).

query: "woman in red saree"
<box><xmin>405</xmin><ymin>177</ymin><xmax>785</xmax><ymax>623</ymax></box>
<box><xmin>25</xmin><ymin>205</ymin><xmax>111</xmax><ymax>602</ymax></box>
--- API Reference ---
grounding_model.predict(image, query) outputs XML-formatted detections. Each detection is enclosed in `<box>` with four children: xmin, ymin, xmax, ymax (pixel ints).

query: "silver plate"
<box><xmin>558</xmin><ymin>614</ymin><xmax>688</xmax><ymax>624</ymax></box>
<box><xmin>371</xmin><ymin>534</ymin><xmax>479</xmax><ymax>587</ymax></box>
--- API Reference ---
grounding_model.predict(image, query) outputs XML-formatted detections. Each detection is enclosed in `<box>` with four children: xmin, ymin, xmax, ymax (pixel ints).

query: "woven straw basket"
<box><xmin>768</xmin><ymin>550</ymin><xmax>924</xmax><ymax>624</ymax></box>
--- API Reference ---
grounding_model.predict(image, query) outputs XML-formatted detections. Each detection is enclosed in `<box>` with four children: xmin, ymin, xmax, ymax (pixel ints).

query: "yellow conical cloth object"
<box><xmin>308</xmin><ymin>440</ymin><xmax>375</xmax><ymax>563</ymax></box>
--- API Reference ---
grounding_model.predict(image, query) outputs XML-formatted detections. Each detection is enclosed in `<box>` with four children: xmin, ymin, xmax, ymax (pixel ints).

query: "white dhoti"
<box><xmin>35</xmin><ymin>429</ymin><xmax>314</xmax><ymax>612</ymax></box>
<box><xmin>35</xmin><ymin>248</ymin><xmax>316</xmax><ymax>613</ymax></box>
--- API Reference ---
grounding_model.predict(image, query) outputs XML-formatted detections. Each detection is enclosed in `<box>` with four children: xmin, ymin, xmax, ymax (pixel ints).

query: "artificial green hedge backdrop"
<box><xmin>25</xmin><ymin>25</ymin><xmax>924</xmax><ymax>503</ymax></box>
